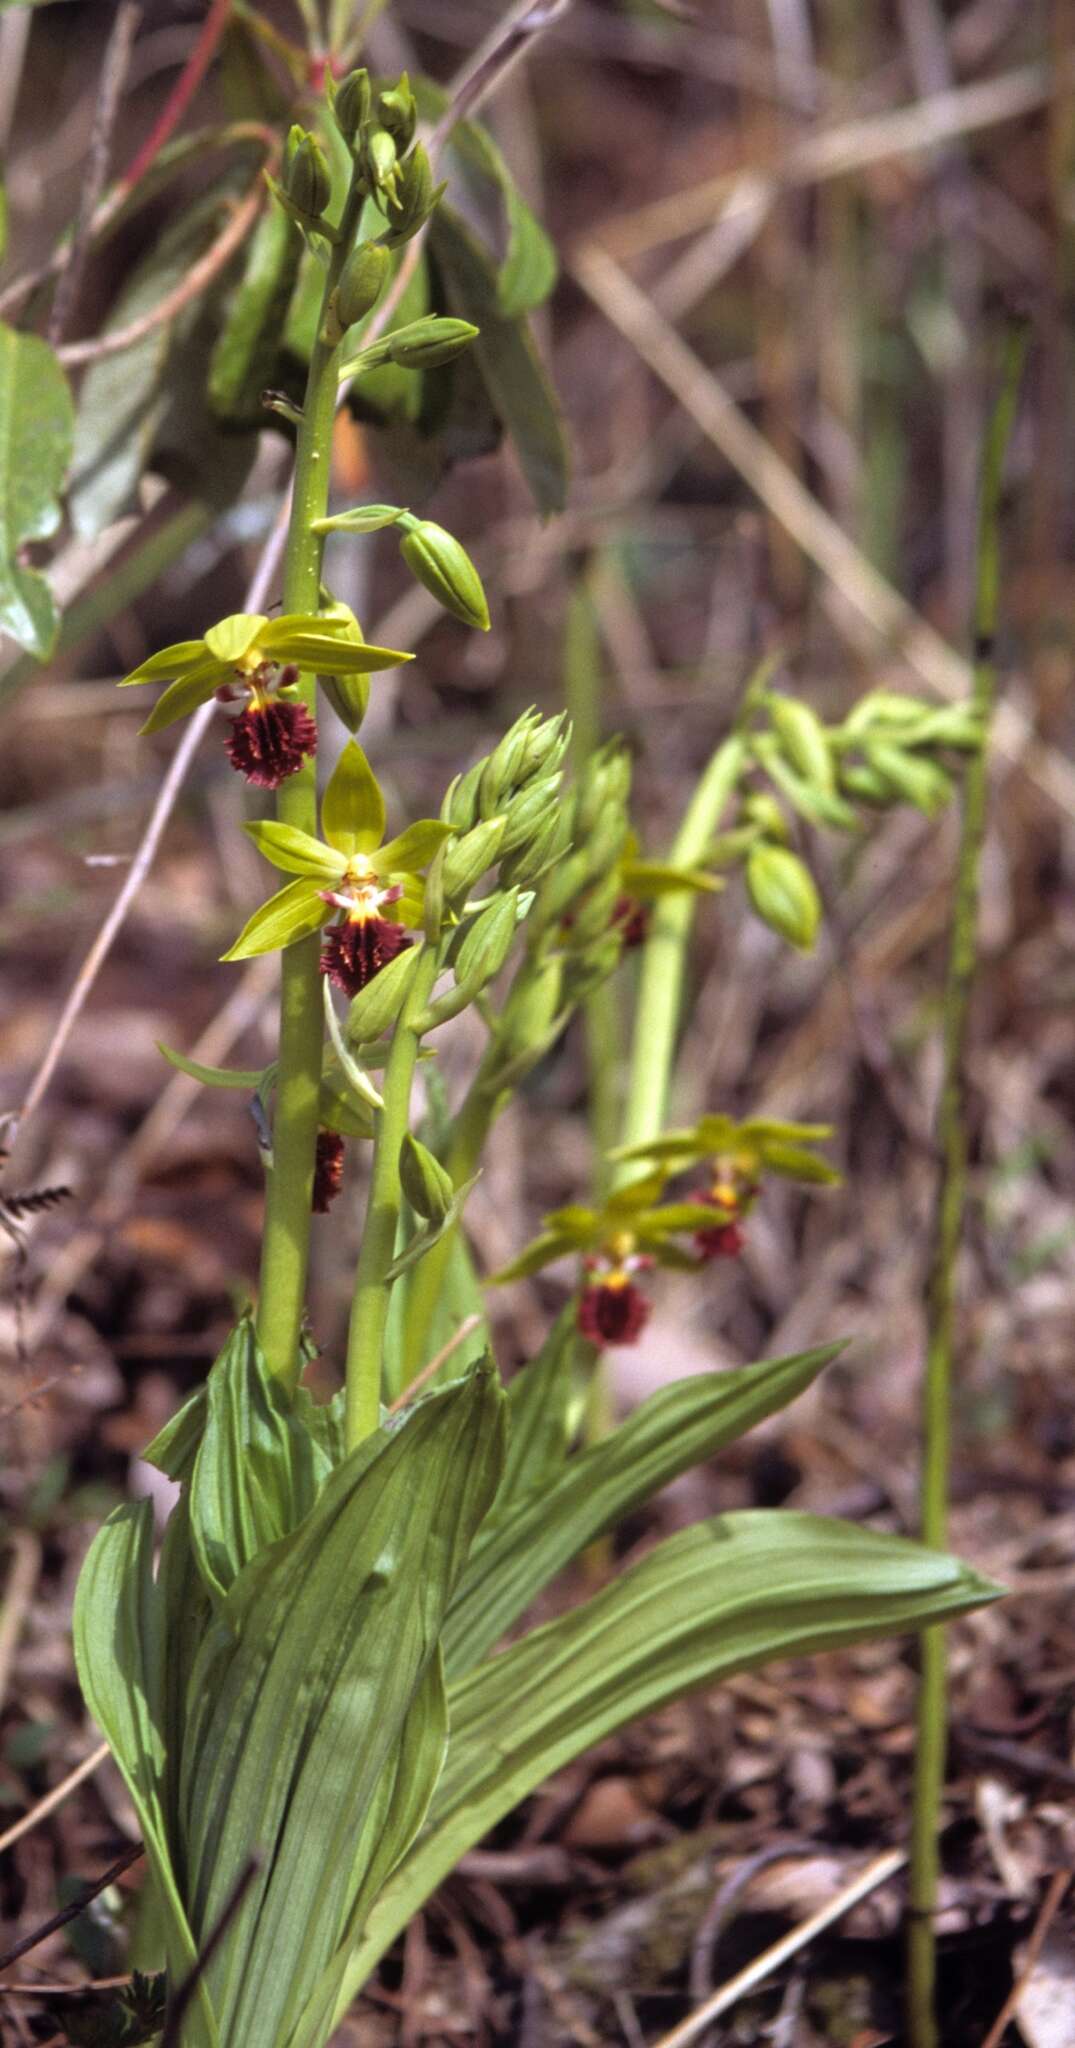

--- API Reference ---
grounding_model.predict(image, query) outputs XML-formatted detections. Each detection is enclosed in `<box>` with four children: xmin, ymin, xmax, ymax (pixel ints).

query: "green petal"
<box><xmin>259</xmin><ymin>618</ymin><xmax>412</xmax><ymax>673</ymax></box>
<box><xmin>221</xmin><ymin>878</ymin><xmax>327</xmax><ymax>961</ymax></box>
<box><xmin>376</xmin><ymin>820</ymin><xmax>456</xmax><ymax>874</ymax></box>
<box><xmin>118</xmin><ymin>638</ymin><xmax>211</xmax><ymax>686</ymax></box>
<box><xmin>138</xmin><ymin>664</ymin><xmax>226</xmax><ymax>734</ymax></box>
<box><xmin>204</xmin><ymin>613</ymin><xmax>268</xmax><ymax>663</ymax></box>
<box><xmin>244</xmin><ymin>820</ymin><xmax>347</xmax><ymax>880</ymax></box>
<box><xmin>321</xmin><ymin>740</ymin><xmax>385</xmax><ymax>856</ymax></box>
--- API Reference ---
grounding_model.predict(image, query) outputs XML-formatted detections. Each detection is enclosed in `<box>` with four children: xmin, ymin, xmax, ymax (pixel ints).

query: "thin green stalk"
<box><xmin>345</xmin><ymin>945</ymin><xmax>442</xmax><ymax>1446</ymax></box>
<box><xmin>618</xmin><ymin>734</ymin><xmax>746</xmax><ymax>1165</ymax></box>
<box><xmin>906</xmin><ymin>333</ymin><xmax>1026</xmax><ymax>2048</ymax></box>
<box><xmin>255</xmin><ymin>178</ymin><xmax>367</xmax><ymax>1387</ymax></box>
<box><xmin>397</xmin><ymin>1057</ymin><xmax>499</xmax><ymax>1383</ymax></box>
<box><xmin>564</xmin><ymin>574</ymin><xmax>622</xmax><ymax>1195</ymax></box>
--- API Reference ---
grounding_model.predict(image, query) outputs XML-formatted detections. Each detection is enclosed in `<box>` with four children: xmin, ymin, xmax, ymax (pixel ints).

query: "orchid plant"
<box><xmin>57</xmin><ymin>56</ymin><xmax>1002</xmax><ymax>2048</ymax></box>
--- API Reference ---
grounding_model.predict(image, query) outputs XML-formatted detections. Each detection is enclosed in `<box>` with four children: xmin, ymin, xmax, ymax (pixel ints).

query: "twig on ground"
<box><xmin>0</xmin><ymin>1531</ymin><xmax>42</xmax><ymax>1714</ymax></box>
<box><xmin>979</xmin><ymin>1869</ymin><xmax>1072</xmax><ymax>2048</ymax></box>
<box><xmin>648</xmin><ymin>1848</ymin><xmax>907</xmax><ymax>2048</ymax></box>
<box><xmin>0</xmin><ymin>1743</ymin><xmax>111</xmax><ymax>1859</ymax></box>
<box><xmin>0</xmin><ymin>1844</ymin><xmax>144</xmax><ymax>1975</ymax></box>
<box><xmin>158</xmin><ymin>1857</ymin><xmax>260</xmax><ymax>2048</ymax></box>
<box><xmin>48</xmin><ymin>4</ymin><xmax>140</xmax><ymax>347</ymax></box>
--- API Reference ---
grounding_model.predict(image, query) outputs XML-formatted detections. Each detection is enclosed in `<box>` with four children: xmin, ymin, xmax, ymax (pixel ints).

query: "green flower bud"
<box><xmin>499</xmin><ymin>805</ymin><xmax>566</xmax><ymax>889</ymax></box>
<box><xmin>377</xmin><ymin>74</ymin><xmax>417</xmax><ymax>151</ymax></box>
<box><xmin>384</xmin><ymin>317</ymin><xmax>479</xmax><ymax>369</ymax></box>
<box><xmin>577</xmin><ymin>801</ymin><xmax>630</xmax><ymax>885</ymax></box>
<box><xmin>422</xmin><ymin>839</ymin><xmax>446</xmax><ymax>941</ymax></box>
<box><xmin>838</xmin><ymin>763</ymin><xmax>898</xmax><ymax>807</ymax></box>
<box><xmin>361</xmin><ymin>127</ymin><xmax>398</xmax><ymax>196</ymax></box>
<box><xmin>740</xmin><ymin>791</ymin><xmax>790</xmax><ymax>844</ymax></box>
<box><xmin>398</xmin><ymin>518</ymin><xmax>489</xmax><ymax>632</ymax></box>
<box><xmin>530</xmin><ymin>848</ymin><xmax>590</xmax><ymax>935</ymax></box>
<box><xmin>384</xmin><ymin>145</ymin><xmax>436</xmax><ymax>238</ymax></box>
<box><xmin>454</xmin><ymin>890</ymin><xmax>521</xmax><ymax>993</ymax></box>
<box><xmin>498</xmin><ymin>772</ymin><xmax>562</xmax><ymax>856</ymax></box>
<box><xmin>768</xmin><ymin>697</ymin><xmax>835</xmax><ymax>793</ymax></box>
<box><xmin>319</xmin><ymin>671</ymin><xmax>370</xmax><ymax>734</ymax></box>
<box><xmin>285</xmin><ymin>131</ymin><xmax>332</xmax><ymax>219</ymax></box>
<box><xmin>497</xmin><ymin>955</ymin><xmax>563</xmax><ymax>1057</ymax></box>
<box><xmin>863</xmin><ymin>741</ymin><xmax>953</xmax><ymax>816</ymax></box>
<box><xmin>745</xmin><ymin>843</ymin><xmax>821</xmax><ymax>951</ymax></box>
<box><xmin>400</xmin><ymin>1131</ymin><xmax>454</xmax><ymax>1223</ymax></box>
<box><xmin>575</xmin><ymin>743</ymin><xmax>631</xmax><ymax>836</ymax></box>
<box><xmin>441</xmin><ymin>815</ymin><xmax>507</xmax><ymax>898</ymax></box>
<box><xmin>567</xmin><ymin>868</ymin><xmax>621</xmax><ymax>946</ymax></box>
<box><xmin>515</xmin><ymin>712</ymin><xmax>570</xmax><ymax>783</ymax></box>
<box><xmin>346</xmin><ymin>945</ymin><xmax>422</xmax><ymax>1044</ymax></box>
<box><xmin>442</xmin><ymin>760</ymin><xmax>485</xmax><ymax>831</ymax></box>
<box><xmin>333</xmin><ymin>241</ymin><xmax>391</xmax><ymax>328</ymax></box>
<box><xmin>333</xmin><ymin>68</ymin><xmax>372</xmax><ymax>146</ymax></box>
<box><xmin>562</xmin><ymin>932</ymin><xmax>622</xmax><ymax>1001</ymax></box>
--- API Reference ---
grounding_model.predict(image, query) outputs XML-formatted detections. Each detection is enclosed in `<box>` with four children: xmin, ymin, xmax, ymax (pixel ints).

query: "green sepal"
<box><xmin>118</xmin><ymin>639</ymin><xmax>214</xmax><ymax>686</ymax></box>
<box><xmin>313</xmin><ymin>503</ymin><xmax>406</xmax><ymax>534</ymax></box>
<box><xmin>222</xmin><ymin>877</ymin><xmax>326</xmax><ymax>961</ymax></box>
<box><xmin>138</xmin><ymin>663</ymin><xmax>226</xmax><ymax>734</ymax></box>
<box><xmin>204</xmin><ymin>613</ymin><xmax>268</xmax><ymax>663</ymax></box>
<box><xmin>377</xmin><ymin>820</ymin><xmax>456</xmax><ymax>873</ymax></box>
<box><xmin>244</xmin><ymin>820</ymin><xmax>347</xmax><ymax>881</ymax></box>
<box><xmin>321</xmin><ymin>739</ymin><xmax>385</xmax><ymax>855</ymax></box>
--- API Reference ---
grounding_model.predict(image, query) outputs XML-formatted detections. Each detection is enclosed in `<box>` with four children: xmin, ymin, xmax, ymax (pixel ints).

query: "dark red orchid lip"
<box><xmin>319</xmin><ymin>916</ymin><xmax>412</xmax><ymax>999</ymax></box>
<box><xmin>224</xmin><ymin>698</ymin><xmax>318</xmax><ymax>788</ymax></box>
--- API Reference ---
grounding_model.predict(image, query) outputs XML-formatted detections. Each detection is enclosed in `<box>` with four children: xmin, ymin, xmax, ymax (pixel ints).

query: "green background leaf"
<box><xmin>0</xmin><ymin>323</ymin><xmax>73</xmax><ymax>655</ymax></box>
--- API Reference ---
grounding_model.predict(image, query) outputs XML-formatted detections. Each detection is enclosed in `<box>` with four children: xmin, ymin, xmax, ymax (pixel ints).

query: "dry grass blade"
<box><xmin>0</xmin><ymin>1743</ymin><xmax>110</xmax><ymax>1858</ymax></box>
<box><xmin>648</xmin><ymin>1848</ymin><xmax>907</xmax><ymax>2048</ymax></box>
<box><xmin>979</xmin><ymin>1869</ymin><xmax>1073</xmax><ymax>2048</ymax></box>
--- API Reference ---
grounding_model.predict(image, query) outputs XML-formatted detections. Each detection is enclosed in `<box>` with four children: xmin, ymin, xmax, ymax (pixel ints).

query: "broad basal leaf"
<box><xmin>73</xmin><ymin>1503</ymin><xmax>217</xmax><ymax>2048</ymax></box>
<box><xmin>188</xmin><ymin>1318</ymin><xmax>334</xmax><ymax>1604</ymax></box>
<box><xmin>176</xmin><ymin>1366</ymin><xmax>505</xmax><ymax>2046</ymax></box>
<box><xmin>339</xmin><ymin>1513</ymin><xmax>1000</xmax><ymax>2006</ymax></box>
<box><xmin>0</xmin><ymin>323</ymin><xmax>73</xmax><ymax>655</ymax></box>
<box><xmin>443</xmin><ymin>1345</ymin><xmax>841</xmax><ymax>1676</ymax></box>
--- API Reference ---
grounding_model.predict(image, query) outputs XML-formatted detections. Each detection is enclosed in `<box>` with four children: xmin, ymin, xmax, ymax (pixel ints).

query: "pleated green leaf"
<box><xmin>177</xmin><ymin>1365</ymin><xmax>505</xmax><ymax>2045</ymax></box>
<box><xmin>444</xmin><ymin>1345</ymin><xmax>842</xmax><ymax>1678</ymax></box>
<box><xmin>340</xmin><ymin>1513</ymin><xmax>1001</xmax><ymax>2010</ymax></box>
<box><xmin>188</xmin><ymin>1320</ymin><xmax>334</xmax><ymax>1604</ymax></box>
<box><xmin>73</xmin><ymin>1502</ymin><xmax>217</xmax><ymax>2048</ymax></box>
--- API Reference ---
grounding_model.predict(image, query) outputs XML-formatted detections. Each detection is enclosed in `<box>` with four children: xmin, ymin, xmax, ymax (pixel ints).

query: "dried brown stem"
<box><xmin>48</xmin><ymin>4</ymin><xmax>141</xmax><ymax>347</ymax></box>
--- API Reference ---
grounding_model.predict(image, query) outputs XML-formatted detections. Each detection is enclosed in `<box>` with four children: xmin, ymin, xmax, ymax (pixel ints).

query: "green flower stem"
<box><xmin>397</xmin><ymin>1058</ymin><xmax>500</xmax><ymax>1384</ymax></box>
<box><xmin>255</xmin><ymin>179</ymin><xmax>368</xmax><ymax>1387</ymax></box>
<box><xmin>906</xmin><ymin>333</ymin><xmax>1025</xmax><ymax>2048</ymax></box>
<box><xmin>345</xmin><ymin>945</ymin><xmax>443</xmax><ymax>1448</ymax></box>
<box><xmin>617</xmin><ymin>735</ymin><xmax>746</xmax><ymax>1169</ymax></box>
<box><xmin>563</xmin><ymin>578</ymin><xmax>622</xmax><ymax>1196</ymax></box>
